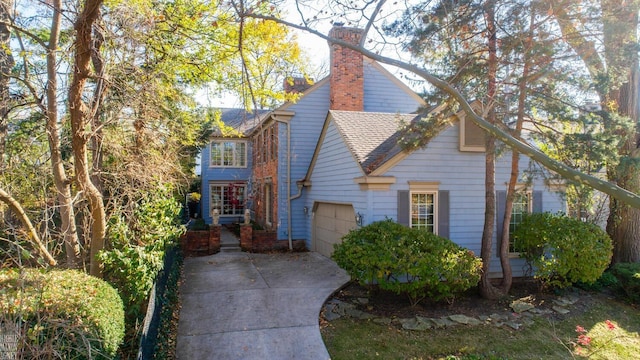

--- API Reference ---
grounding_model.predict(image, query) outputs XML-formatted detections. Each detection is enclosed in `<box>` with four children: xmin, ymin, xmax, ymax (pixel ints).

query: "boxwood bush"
<box><xmin>0</xmin><ymin>268</ymin><xmax>125</xmax><ymax>359</ymax></box>
<box><xmin>332</xmin><ymin>219</ymin><xmax>482</xmax><ymax>305</ymax></box>
<box><xmin>513</xmin><ymin>212</ymin><xmax>612</xmax><ymax>288</ymax></box>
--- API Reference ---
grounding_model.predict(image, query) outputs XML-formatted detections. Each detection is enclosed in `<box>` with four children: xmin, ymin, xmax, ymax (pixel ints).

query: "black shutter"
<box><xmin>438</xmin><ymin>190</ymin><xmax>450</xmax><ymax>238</ymax></box>
<box><xmin>397</xmin><ymin>190</ymin><xmax>409</xmax><ymax>226</ymax></box>
<box><xmin>532</xmin><ymin>191</ymin><xmax>543</xmax><ymax>213</ymax></box>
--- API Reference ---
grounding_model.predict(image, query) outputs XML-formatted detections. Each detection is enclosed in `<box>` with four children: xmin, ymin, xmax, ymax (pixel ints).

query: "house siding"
<box><xmin>307</xmin><ymin>120</ymin><xmax>566</xmax><ymax>277</ymax></box>
<box><xmin>363</xmin><ymin>62</ymin><xmax>422</xmax><ymax>114</ymax></box>
<box><xmin>304</xmin><ymin>120</ymin><xmax>367</xmax><ymax>249</ymax></box>
<box><xmin>277</xmin><ymin>83</ymin><xmax>332</xmax><ymax>241</ymax></box>
<box><xmin>201</xmin><ymin>137</ymin><xmax>253</xmax><ymax>225</ymax></box>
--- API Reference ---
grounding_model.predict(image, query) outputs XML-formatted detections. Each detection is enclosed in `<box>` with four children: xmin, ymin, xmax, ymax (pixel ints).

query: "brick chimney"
<box><xmin>328</xmin><ymin>25</ymin><xmax>364</xmax><ymax>111</ymax></box>
<box><xmin>284</xmin><ymin>76</ymin><xmax>313</xmax><ymax>94</ymax></box>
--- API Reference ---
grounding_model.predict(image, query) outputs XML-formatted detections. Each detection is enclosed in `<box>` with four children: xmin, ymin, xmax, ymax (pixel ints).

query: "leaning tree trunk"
<box><xmin>46</xmin><ymin>0</ymin><xmax>82</xmax><ymax>268</ymax></box>
<box><xmin>69</xmin><ymin>0</ymin><xmax>106</xmax><ymax>277</ymax></box>
<box><xmin>0</xmin><ymin>187</ymin><xmax>56</xmax><ymax>266</ymax></box>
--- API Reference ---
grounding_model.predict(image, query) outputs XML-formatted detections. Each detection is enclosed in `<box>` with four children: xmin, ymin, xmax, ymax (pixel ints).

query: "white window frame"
<box><xmin>209</xmin><ymin>182</ymin><xmax>246</xmax><ymax>217</ymax></box>
<box><xmin>459</xmin><ymin>115</ymin><xmax>486</xmax><ymax>152</ymax></box>
<box><xmin>210</xmin><ymin>140</ymin><xmax>247</xmax><ymax>168</ymax></box>
<box><xmin>408</xmin><ymin>182</ymin><xmax>439</xmax><ymax>234</ymax></box>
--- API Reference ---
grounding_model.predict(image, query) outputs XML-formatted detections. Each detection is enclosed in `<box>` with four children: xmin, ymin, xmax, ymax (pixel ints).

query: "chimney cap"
<box><xmin>333</xmin><ymin>22</ymin><xmax>344</xmax><ymax>27</ymax></box>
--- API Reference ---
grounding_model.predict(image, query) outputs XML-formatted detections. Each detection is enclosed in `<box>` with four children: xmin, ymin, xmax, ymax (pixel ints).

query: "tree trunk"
<box><xmin>90</xmin><ymin>20</ymin><xmax>106</xmax><ymax>193</ymax></box>
<box><xmin>0</xmin><ymin>0</ymin><xmax>13</xmax><ymax>170</ymax></box>
<box><xmin>69</xmin><ymin>0</ymin><xmax>105</xmax><ymax>277</ymax></box>
<box><xmin>0</xmin><ymin>187</ymin><xmax>57</xmax><ymax>266</ymax></box>
<box><xmin>602</xmin><ymin>1</ymin><xmax>640</xmax><ymax>263</ymax></box>
<box><xmin>549</xmin><ymin>0</ymin><xmax>640</xmax><ymax>263</ymax></box>
<box><xmin>498</xmin><ymin>3</ymin><xmax>536</xmax><ymax>292</ymax></box>
<box><xmin>46</xmin><ymin>0</ymin><xmax>82</xmax><ymax>268</ymax></box>
<box><xmin>478</xmin><ymin>0</ymin><xmax>505</xmax><ymax>299</ymax></box>
<box><xmin>607</xmin><ymin>66</ymin><xmax>640</xmax><ymax>263</ymax></box>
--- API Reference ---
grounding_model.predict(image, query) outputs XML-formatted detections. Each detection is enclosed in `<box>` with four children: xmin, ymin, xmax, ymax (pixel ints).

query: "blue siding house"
<box><xmin>200</xmin><ymin>24</ymin><xmax>565</xmax><ymax>277</ymax></box>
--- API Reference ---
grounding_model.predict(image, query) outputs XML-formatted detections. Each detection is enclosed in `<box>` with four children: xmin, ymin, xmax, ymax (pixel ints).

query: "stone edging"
<box><xmin>323</xmin><ymin>295</ymin><xmax>581</xmax><ymax>331</ymax></box>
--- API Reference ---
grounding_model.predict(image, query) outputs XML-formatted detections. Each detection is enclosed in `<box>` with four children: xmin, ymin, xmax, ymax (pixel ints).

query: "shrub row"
<box><xmin>0</xmin><ymin>269</ymin><xmax>124</xmax><ymax>359</ymax></box>
<box><xmin>332</xmin><ymin>219</ymin><xmax>481</xmax><ymax>305</ymax></box>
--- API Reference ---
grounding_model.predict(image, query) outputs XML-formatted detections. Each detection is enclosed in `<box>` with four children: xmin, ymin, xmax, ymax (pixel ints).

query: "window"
<box><xmin>509</xmin><ymin>191</ymin><xmax>532</xmax><ymax>253</ymax></box>
<box><xmin>210</xmin><ymin>140</ymin><xmax>247</xmax><ymax>167</ymax></box>
<box><xmin>210</xmin><ymin>183</ymin><xmax>246</xmax><ymax>216</ymax></box>
<box><xmin>410</xmin><ymin>192</ymin><xmax>437</xmax><ymax>233</ymax></box>
<box><xmin>264</xmin><ymin>181</ymin><xmax>273</xmax><ymax>226</ymax></box>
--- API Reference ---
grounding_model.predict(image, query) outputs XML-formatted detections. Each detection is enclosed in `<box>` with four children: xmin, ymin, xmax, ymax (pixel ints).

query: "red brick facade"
<box><xmin>252</xmin><ymin>123</ymin><xmax>278</xmax><ymax>230</ymax></box>
<box><xmin>240</xmin><ymin>225</ymin><xmax>306</xmax><ymax>252</ymax></box>
<box><xmin>180</xmin><ymin>226</ymin><xmax>221</xmax><ymax>256</ymax></box>
<box><xmin>329</xmin><ymin>26</ymin><xmax>364</xmax><ymax>111</ymax></box>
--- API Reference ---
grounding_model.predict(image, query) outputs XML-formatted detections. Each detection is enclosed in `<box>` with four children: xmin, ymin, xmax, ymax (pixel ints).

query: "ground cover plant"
<box><xmin>321</xmin><ymin>281</ymin><xmax>640</xmax><ymax>359</ymax></box>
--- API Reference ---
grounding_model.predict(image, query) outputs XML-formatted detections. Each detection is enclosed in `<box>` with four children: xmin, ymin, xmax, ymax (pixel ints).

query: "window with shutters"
<box><xmin>408</xmin><ymin>182</ymin><xmax>439</xmax><ymax>234</ymax></box>
<box><xmin>410</xmin><ymin>192</ymin><xmax>437</xmax><ymax>233</ymax></box>
<box><xmin>509</xmin><ymin>191</ymin><xmax>532</xmax><ymax>253</ymax></box>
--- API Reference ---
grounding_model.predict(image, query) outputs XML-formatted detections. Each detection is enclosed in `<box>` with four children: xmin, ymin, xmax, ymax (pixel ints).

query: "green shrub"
<box><xmin>576</xmin><ymin>271</ymin><xmax>619</xmax><ymax>292</ymax></box>
<box><xmin>0</xmin><ymin>268</ymin><xmax>125</xmax><ymax>359</ymax></box>
<box><xmin>332</xmin><ymin>219</ymin><xmax>482</xmax><ymax>305</ymax></box>
<box><xmin>609</xmin><ymin>263</ymin><xmax>640</xmax><ymax>304</ymax></box>
<box><xmin>99</xmin><ymin>184</ymin><xmax>185</xmax><ymax>355</ymax></box>
<box><xmin>513</xmin><ymin>212</ymin><xmax>612</xmax><ymax>288</ymax></box>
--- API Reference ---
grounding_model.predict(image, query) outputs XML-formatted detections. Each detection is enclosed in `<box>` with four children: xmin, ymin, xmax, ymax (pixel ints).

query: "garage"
<box><xmin>313</xmin><ymin>202</ymin><xmax>357</xmax><ymax>258</ymax></box>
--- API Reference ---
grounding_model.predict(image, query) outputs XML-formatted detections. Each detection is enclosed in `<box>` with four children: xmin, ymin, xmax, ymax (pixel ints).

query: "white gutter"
<box><xmin>271</xmin><ymin>111</ymin><xmax>296</xmax><ymax>250</ymax></box>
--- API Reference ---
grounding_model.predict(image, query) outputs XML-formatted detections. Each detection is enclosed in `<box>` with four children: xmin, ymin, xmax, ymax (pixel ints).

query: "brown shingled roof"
<box><xmin>329</xmin><ymin>110</ymin><xmax>421</xmax><ymax>174</ymax></box>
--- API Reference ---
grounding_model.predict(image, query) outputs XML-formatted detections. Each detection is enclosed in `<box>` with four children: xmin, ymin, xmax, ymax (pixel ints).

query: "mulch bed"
<box><xmin>327</xmin><ymin>279</ymin><xmax>599</xmax><ymax>321</ymax></box>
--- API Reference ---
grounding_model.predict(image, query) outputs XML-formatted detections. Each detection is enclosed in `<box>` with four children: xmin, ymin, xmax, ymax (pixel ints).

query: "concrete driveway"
<box><xmin>176</xmin><ymin>251</ymin><xmax>350</xmax><ymax>359</ymax></box>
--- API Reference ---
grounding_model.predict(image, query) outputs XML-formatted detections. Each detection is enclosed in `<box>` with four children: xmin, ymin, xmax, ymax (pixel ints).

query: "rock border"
<box><xmin>322</xmin><ymin>294</ymin><xmax>582</xmax><ymax>331</ymax></box>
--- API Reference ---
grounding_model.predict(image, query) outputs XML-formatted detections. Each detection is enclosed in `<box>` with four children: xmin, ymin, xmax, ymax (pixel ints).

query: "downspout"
<box><xmin>272</xmin><ymin>111</ymin><xmax>295</xmax><ymax>250</ymax></box>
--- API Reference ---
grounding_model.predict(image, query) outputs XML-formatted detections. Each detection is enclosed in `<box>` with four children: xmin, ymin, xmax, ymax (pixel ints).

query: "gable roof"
<box><xmin>330</xmin><ymin>110</ymin><xmax>420</xmax><ymax>174</ymax></box>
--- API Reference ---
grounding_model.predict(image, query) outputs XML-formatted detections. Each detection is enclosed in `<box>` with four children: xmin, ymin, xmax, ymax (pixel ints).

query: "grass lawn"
<box><xmin>321</xmin><ymin>293</ymin><xmax>640</xmax><ymax>359</ymax></box>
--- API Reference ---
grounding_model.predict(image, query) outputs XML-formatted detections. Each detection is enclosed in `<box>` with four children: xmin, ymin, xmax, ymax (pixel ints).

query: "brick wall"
<box><xmin>252</xmin><ymin>123</ymin><xmax>278</xmax><ymax>230</ymax></box>
<box><xmin>329</xmin><ymin>25</ymin><xmax>364</xmax><ymax>111</ymax></box>
<box><xmin>239</xmin><ymin>225</ymin><xmax>306</xmax><ymax>252</ymax></box>
<box><xmin>180</xmin><ymin>226</ymin><xmax>221</xmax><ymax>256</ymax></box>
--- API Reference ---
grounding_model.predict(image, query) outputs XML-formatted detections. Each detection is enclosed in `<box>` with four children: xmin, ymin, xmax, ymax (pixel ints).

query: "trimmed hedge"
<box><xmin>0</xmin><ymin>269</ymin><xmax>125</xmax><ymax>359</ymax></box>
<box><xmin>332</xmin><ymin>219</ymin><xmax>482</xmax><ymax>305</ymax></box>
<box><xmin>513</xmin><ymin>212</ymin><xmax>612</xmax><ymax>288</ymax></box>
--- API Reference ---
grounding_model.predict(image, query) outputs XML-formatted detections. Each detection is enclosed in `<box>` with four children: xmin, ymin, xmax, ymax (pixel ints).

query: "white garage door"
<box><xmin>313</xmin><ymin>203</ymin><xmax>357</xmax><ymax>258</ymax></box>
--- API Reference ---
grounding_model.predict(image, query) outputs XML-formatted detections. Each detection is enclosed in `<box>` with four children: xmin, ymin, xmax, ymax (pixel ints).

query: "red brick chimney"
<box><xmin>328</xmin><ymin>25</ymin><xmax>364</xmax><ymax>111</ymax></box>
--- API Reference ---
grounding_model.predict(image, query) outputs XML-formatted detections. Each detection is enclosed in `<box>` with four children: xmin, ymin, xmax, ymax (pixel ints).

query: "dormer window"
<box><xmin>210</xmin><ymin>140</ymin><xmax>247</xmax><ymax>168</ymax></box>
